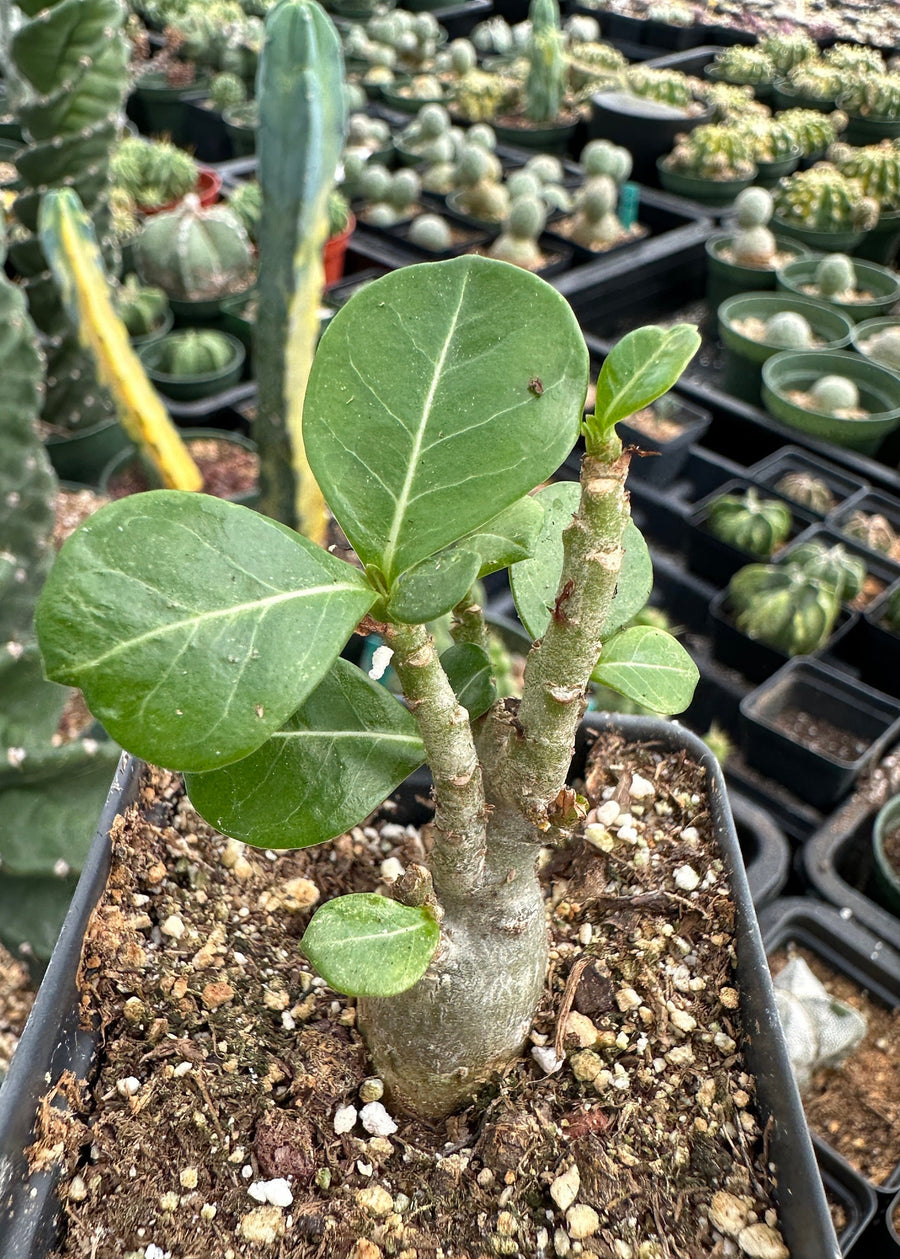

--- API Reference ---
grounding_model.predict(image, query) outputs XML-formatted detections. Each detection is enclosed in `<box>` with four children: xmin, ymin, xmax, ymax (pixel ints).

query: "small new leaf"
<box><xmin>440</xmin><ymin>642</ymin><xmax>496</xmax><ymax>719</ymax></box>
<box><xmin>584</xmin><ymin>325</ymin><xmax>700</xmax><ymax>453</ymax></box>
<box><xmin>386</xmin><ymin>547</ymin><xmax>481</xmax><ymax>624</ymax></box>
<box><xmin>301</xmin><ymin>893</ymin><xmax>440</xmax><ymax>997</ymax></box>
<box><xmin>591</xmin><ymin>626</ymin><xmax>699</xmax><ymax>715</ymax></box>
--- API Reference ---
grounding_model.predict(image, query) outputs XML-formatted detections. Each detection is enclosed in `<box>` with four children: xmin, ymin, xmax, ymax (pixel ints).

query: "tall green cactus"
<box><xmin>525</xmin><ymin>0</ymin><xmax>565</xmax><ymax>125</ymax></box>
<box><xmin>3</xmin><ymin>0</ymin><xmax>130</xmax><ymax>435</ymax></box>
<box><xmin>255</xmin><ymin>0</ymin><xmax>348</xmax><ymax>537</ymax></box>
<box><xmin>0</xmin><ymin>227</ymin><xmax>120</xmax><ymax>962</ymax></box>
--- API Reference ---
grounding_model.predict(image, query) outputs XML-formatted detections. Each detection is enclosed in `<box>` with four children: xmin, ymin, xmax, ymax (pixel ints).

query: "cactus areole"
<box><xmin>36</xmin><ymin>255</ymin><xmax>701</xmax><ymax>1118</ymax></box>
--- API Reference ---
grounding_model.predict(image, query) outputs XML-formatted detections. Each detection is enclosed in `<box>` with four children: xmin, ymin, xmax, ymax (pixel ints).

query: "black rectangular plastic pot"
<box><xmin>709</xmin><ymin>589</ymin><xmax>857</xmax><ymax>686</ymax></box>
<box><xmin>183</xmin><ymin>100</ymin><xmax>234</xmax><ymax>164</ymax></box>
<box><xmin>739</xmin><ymin>659</ymin><xmax>900</xmax><ymax>810</ymax></box>
<box><xmin>0</xmin><ymin>719</ymin><xmax>840</xmax><ymax>1258</ymax></box>
<box><xmin>616</xmin><ymin>391</ymin><xmax>711</xmax><ymax>488</ymax></box>
<box><xmin>427</xmin><ymin>0</ymin><xmax>492</xmax><ymax>39</ymax></box>
<box><xmin>827</xmin><ymin>490</ymin><xmax>900</xmax><ymax>569</ymax></box>
<box><xmin>749</xmin><ymin>446</ymin><xmax>869</xmax><ymax>517</ymax></box>
<box><xmin>859</xmin><ymin>579</ymin><xmax>900</xmax><ymax>699</ymax></box>
<box><xmin>813</xmin><ymin>1138</ymin><xmax>880</xmax><ymax>1257</ymax></box>
<box><xmin>758</xmin><ymin>897</ymin><xmax>900</xmax><ymax>1197</ymax></box>
<box><xmin>686</xmin><ymin>477</ymin><xmax>814</xmax><ymax>588</ymax></box>
<box><xmin>731</xmin><ymin>790</ymin><xmax>791</xmax><ymax>909</ymax></box>
<box><xmin>802</xmin><ymin>790</ymin><xmax>900</xmax><ymax>957</ymax></box>
<box><xmin>781</xmin><ymin>523</ymin><xmax>900</xmax><ymax>613</ymax></box>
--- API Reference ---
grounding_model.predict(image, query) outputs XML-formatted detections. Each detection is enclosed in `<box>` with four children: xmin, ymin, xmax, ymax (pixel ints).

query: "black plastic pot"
<box><xmin>127</xmin><ymin>75</ymin><xmax>209</xmax><ymax>147</ymax></box>
<box><xmin>739</xmin><ymin>658</ymin><xmax>900</xmax><ymax>809</ymax></box>
<box><xmin>184</xmin><ymin>100</ymin><xmax>234</xmax><ymax>164</ymax></box>
<box><xmin>588</xmin><ymin>90</ymin><xmax>711</xmax><ymax>188</ymax></box>
<box><xmin>617</xmin><ymin>391</ymin><xmax>711</xmax><ymax>487</ymax></box>
<box><xmin>758</xmin><ymin>897</ymin><xmax>900</xmax><ymax>1197</ymax></box>
<box><xmin>859</xmin><ymin>579</ymin><xmax>900</xmax><ymax>700</ymax></box>
<box><xmin>827</xmin><ymin>489</ymin><xmax>900</xmax><ymax>565</ymax></box>
<box><xmin>686</xmin><ymin>477</ymin><xmax>814</xmax><ymax>588</ymax></box>
<box><xmin>749</xmin><ymin>446</ymin><xmax>869</xmax><ymax>517</ymax></box>
<box><xmin>44</xmin><ymin>418</ymin><xmax>131</xmax><ymax>489</ymax></box>
<box><xmin>732</xmin><ymin>790</ymin><xmax>791</xmax><ymax>909</ymax></box>
<box><xmin>709</xmin><ymin>588</ymin><xmax>857</xmax><ymax>686</ymax></box>
<box><xmin>99</xmin><ymin>427</ymin><xmax>259</xmax><ymax>508</ymax></box>
<box><xmin>814</xmin><ymin>1138</ymin><xmax>879</xmax><ymax>1256</ymax></box>
<box><xmin>0</xmin><ymin>718</ymin><xmax>840</xmax><ymax>1257</ymax></box>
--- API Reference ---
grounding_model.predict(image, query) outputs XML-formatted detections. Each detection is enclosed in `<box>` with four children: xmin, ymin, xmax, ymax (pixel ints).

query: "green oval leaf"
<box><xmin>460</xmin><ymin>495</ymin><xmax>546</xmax><ymax>578</ymax></box>
<box><xmin>440</xmin><ymin>642</ymin><xmax>496</xmax><ymax>719</ymax></box>
<box><xmin>509</xmin><ymin>481</ymin><xmax>581</xmax><ymax>640</ymax></box>
<box><xmin>386</xmin><ymin>547</ymin><xmax>481</xmax><ymax>624</ymax></box>
<box><xmin>591</xmin><ymin>626</ymin><xmax>699</xmax><ymax>715</ymax></box>
<box><xmin>301</xmin><ymin>892</ymin><xmax>440</xmax><ymax>997</ymax></box>
<box><xmin>185</xmin><ymin>658</ymin><xmax>424</xmax><ymax>849</ymax></box>
<box><xmin>305</xmin><ymin>256</ymin><xmax>588</xmax><ymax>583</ymax></box>
<box><xmin>585</xmin><ymin>324</ymin><xmax>700</xmax><ymax>451</ymax></box>
<box><xmin>598</xmin><ymin>521</ymin><xmax>653</xmax><ymax>638</ymax></box>
<box><xmin>35</xmin><ymin>493</ymin><xmax>375</xmax><ymax>772</ymax></box>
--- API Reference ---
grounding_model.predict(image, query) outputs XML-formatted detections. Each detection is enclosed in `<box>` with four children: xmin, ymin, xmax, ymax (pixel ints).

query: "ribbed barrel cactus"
<box><xmin>823</xmin><ymin>44</ymin><xmax>885</xmax><ymax>74</ymax></box>
<box><xmin>728</xmin><ymin>563</ymin><xmax>840</xmax><ymax>655</ymax></box>
<box><xmin>525</xmin><ymin>0</ymin><xmax>566</xmax><ymax>124</ymax></box>
<box><xmin>842</xmin><ymin>510</ymin><xmax>897</xmax><ymax>555</ymax></box>
<box><xmin>778</xmin><ymin>109</ymin><xmax>847</xmax><ymax>158</ymax></box>
<box><xmin>4</xmin><ymin>0</ymin><xmax>130</xmax><ymax>434</ymax></box>
<box><xmin>829</xmin><ymin>140</ymin><xmax>900</xmax><ymax>212</ymax></box>
<box><xmin>662</xmin><ymin>125</ymin><xmax>756</xmax><ymax>181</ymax></box>
<box><xmin>839</xmin><ymin>73</ymin><xmax>900</xmax><ymax>121</ymax></box>
<box><xmin>783</xmin><ymin>540</ymin><xmax>866</xmax><ymax>602</ymax></box>
<box><xmin>453</xmin><ymin>145</ymin><xmax>510</xmax><ymax>222</ymax></box>
<box><xmin>759</xmin><ymin>32</ymin><xmax>817</xmax><ymax>74</ymax></box>
<box><xmin>152</xmin><ymin>329</ymin><xmax>237</xmax><ymax>376</ymax></box>
<box><xmin>706</xmin><ymin>488</ymin><xmax>792</xmax><ymax>558</ymax></box>
<box><xmin>772</xmin><ymin>167</ymin><xmax>879</xmax><ymax>233</ymax></box>
<box><xmin>626</xmin><ymin>67</ymin><xmax>694</xmax><ymax>110</ymax></box>
<box><xmin>135</xmin><ymin>195</ymin><xmax>255</xmax><ymax>302</ymax></box>
<box><xmin>883</xmin><ymin>585</ymin><xmax>900</xmax><ymax>633</ymax></box>
<box><xmin>738</xmin><ymin>117</ymin><xmax>798</xmax><ymax>164</ymax></box>
<box><xmin>708</xmin><ymin>46</ymin><xmax>775</xmax><ymax>88</ymax></box>
<box><xmin>773</xmin><ymin>471</ymin><xmax>836</xmax><ymax>515</ymax></box>
<box><xmin>785</xmin><ymin>62</ymin><xmax>845</xmax><ymax>104</ymax></box>
<box><xmin>115</xmin><ymin>275</ymin><xmax>170</xmax><ymax>339</ymax></box>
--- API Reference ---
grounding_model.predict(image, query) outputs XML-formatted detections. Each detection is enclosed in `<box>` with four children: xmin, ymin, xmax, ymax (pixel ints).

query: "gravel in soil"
<box><xmin>52</xmin><ymin>486</ymin><xmax>109</xmax><ymax>549</ymax></box>
<box><xmin>0</xmin><ymin>944</ymin><xmax>35</xmax><ymax>1082</ymax></box>
<box><xmin>38</xmin><ymin>734</ymin><xmax>788</xmax><ymax>1259</ymax></box>
<box><xmin>784</xmin><ymin>391</ymin><xmax>868</xmax><ymax>421</ymax></box>
<box><xmin>108</xmin><ymin>437</ymin><xmax>258</xmax><ymax>501</ymax></box>
<box><xmin>768</xmin><ymin>945</ymin><xmax>900</xmax><ymax>1187</ymax></box>
<box><xmin>767</xmin><ymin>707</ymin><xmax>869</xmax><ymax>765</ymax></box>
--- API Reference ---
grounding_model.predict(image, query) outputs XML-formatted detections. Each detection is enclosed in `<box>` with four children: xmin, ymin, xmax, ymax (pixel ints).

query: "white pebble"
<box><xmin>595</xmin><ymin>800</ymin><xmax>621</xmax><ymax>826</ymax></box>
<box><xmin>160</xmin><ymin>915</ymin><xmax>185</xmax><ymax>939</ymax></box>
<box><xmin>531</xmin><ymin>1045</ymin><xmax>564</xmax><ymax>1074</ymax></box>
<box><xmin>360</xmin><ymin>1101</ymin><xmax>398</xmax><ymax>1136</ymax></box>
<box><xmin>116</xmin><ymin>1077</ymin><xmax>141</xmax><ymax>1097</ymax></box>
<box><xmin>247</xmin><ymin>1178</ymin><xmax>293</xmax><ymax>1208</ymax></box>
<box><xmin>333</xmin><ymin>1104</ymin><xmax>358</xmax><ymax>1134</ymax></box>
<box><xmin>674</xmin><ymin>865</ymin><xmax>700</xmax><ymax>892</ymax></box>
<box><xmin>629</xmin><ymin>773</ymin><xmax>654</xmax><ymax>799</ymax></box>
<box><xmin>380</xmin><ymin>857</ymin><xmax>405</xmax><ymax>882</ymax></box>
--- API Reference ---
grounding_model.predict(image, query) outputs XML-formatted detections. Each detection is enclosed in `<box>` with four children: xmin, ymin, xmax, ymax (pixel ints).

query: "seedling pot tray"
<box><xmin>814</xmin><ymin>1138</ymin><xmax>879</xmax><ymax>1255</ymax></box>
<box><xmin>0</xmin><ymin>716</ymin><xmax>839</xmax><ymax>1257</ymax></box>
<box><xmin>749</xmin><ymin>446</ymin><xmax>868</xmax><ymax>516</ymax></box>
<box><xmin>732</xmin><ymin>790</ymin><xmax>791</xmax><ymax>909</ymax></box>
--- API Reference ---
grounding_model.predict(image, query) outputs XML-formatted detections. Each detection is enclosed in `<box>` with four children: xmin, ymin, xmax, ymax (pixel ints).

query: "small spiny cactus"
<box><xmin>663</xmin><ymin>124</ymin><xmax>756</xmax><ymax>181</ymax></box>
<box><xmin>772</xmin><ymin>167</ymin><xmax>879</xmax><ymax>233</ymax></box>
<box><xmin>839</xmin><ymin>73</ymin><xmax>900</xmax><ymax>122</ymax></box>
<box><xmin>763</xmin><ymin>311</ymin><xmax>815</xmax><ymax>349</ymax></box>
<box><xmin>728</xmin><ymin>563</ymin><xmax>840</xmax><ymax>655</ymax></box>
<box><xmin>778</xmin><ymin>108</ymin><xmax>847</xmax><ymax>157</ymax></box>
<box><xmin>709</xmin><ymin>46</ymin><xmax>775</xmax><ymax>88</ymax></box>
<box><xmin>759</xmin><ymin>32</ymin><xmax>818</xmax><ymax>74</ymax></box>
<box><xmin>151</xmin><ymin>328</ymin><xmax>237</xmax><ymax>377</ymax></box>
<box><xmin>829</xmin><ymin>140</ymin><xmax>900</xmax><ymax>212</ymax></box>
<box><xmin>111</xmin><ymin>136</ymin><xmax>199</xmax><ymax>211</ymax></box>
<box><xmin>706</xmin><ymin>487</ymin><xmax>792</xmax><ymax>558</ymax></box>
<box><xmin>580</xmin><ymin>139</ymin><xmax>632</xmax><ymax>184</ymax></box>
<box><xmin>785</xmin><ymin>62</ymin><xmax>844</xmax><ymax>104</ymax></box>
<box><xmin>489</xmin><ymin>194</ymin><xmax>546</xmax><ymax>269</ymax></box>
<box><xmin>135</xmin><ymin>195</ymin><xmax>255</xmax><ymax>302</ymax></box>
<box><xmin>210</xmin><ymin>70</ymin><xmax>248</xmax><ymax>112</ymax></box>
<box><xmin>228</xmin><ymin>180</ymin><xmax>262</xmax><ymax>244</ymax></box>
<box><xmin>568</xmin><ymin>176</ymin><xmax>623</xmax><ymax>251</ymax></box>
<box><xmin>816</xmin><ymin>253</ymin><xmax>856</xmax><ymax>297</ymax></box>
<box><xmin>858</xmin><ymin>326</ymin><xmax>900</xmax><ymax>371</ymax></box>
<box><xmin>810</xmin><ymin>375</ymin><xmax>861</xmax><ymax>414</ymax></box>
<box><xmin>115</xmin><ymin>275</ymin><xmax>170</xmax><ymax>339</ymax></box>
<box><xmin>625</xmin><ymin>67</ymin><xmax>694</xmax><ymax>110</ymax></box>
<box><xmin>731</xmin><ymin>186</ymin><xmax>776</xmax><ymax>268</ymax></box>
<box><xmin>407</xmin><ymin>214</ymin><xmax>453</xmax><ymax>253</ymax></box>
<box><xmin>453</xmin><ymin>145</ymin><xmax>510</xmax><ymax>222</ymax></box>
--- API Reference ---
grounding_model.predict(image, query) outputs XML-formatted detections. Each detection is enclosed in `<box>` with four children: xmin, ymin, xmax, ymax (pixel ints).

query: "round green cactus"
<box><xmin>626</xmin><ymin>67</ymin><xmax>694</xmax><ymax>110</ymax></box>
<box><xmin>810</xmin><ymin>375</ymin><xmax>860</xmax><ymax>414</ymax></box>
<box><xmin>507</xmin><ymin>170</ymin><xmax>543</xmax><ymax>201</ymax></box>
<box><xmin>735</xmin><ymin>187</ymin><xmax>774</xmax><ymax>229</ymax></box>
<box><xmin>489</xmin><ymin>193</ymin><xmax>546</xmax><ymax>268</ymax></box>
<box><xmin>210</xmin><ymin>71</ymin><xmax>248</xmax><ymax>112</ymax></box>
<box><xmin>524</xmin><ymin>154</ymin><xmax>564</xmax><ymax>186</ymax></box>
<box><xmin>823</xmin><ymin>43</ymin><xmax>886</xmax><ymax>74</ymax></box>
<box><xmin>772</xmin><ymin>167</ymin><xmax>879</xmax><ymax>234</ymax></box>
<box><xmin>783</xmin><ymin>540</ymin><xmax>866</xmax><ymax>603</ymax></box>
<box><xmin>758</xmin><ymin>32</ymin><xmax>818</xmax><ymax>74</ymax></box>
<box><xmin>569</xmin><ymin>176</ymin><xmax>622</xmax><ymax>251</ymax></box>
<box><xmin>829</xmin><ymin>140</ymin><xmax>900</xmax><ymax>213</ymax></box>
<box><xmin>564</xmin><ymin>14</ymin><xmax>600</xmax><ymax>43</ymax></box>
<box><xmin>580</xmin><ymin>139</ymin><xmax>632</xmax><ymax>185</ymax></box>
<box><xmin>467</xmin><ymin>124</ymin><xmax>497</xmax><ymax>151</ymax></box>
<box><xmin>706</xmin><ymin>488</ymin><xmax>792</xmax><ymax>558</ymax></box>
<box><xmin>816</xmin><ymin>253</ymin><xmax>857</xmax><ymax>297</ymax></box>
<box><xmin>454</xmin><ymin>145</ymin><xmax>510</xmax><ymax>222</ymax></box>
<box><xmin>153</xmin><ymin>329</ymin><xmax>237</xmax><ymax>376</ymax></box>
<box><xmin>728</xmin><ymin>563</ymin><xmax>840</xmax><ymax>655</ymax></box>
<box><xmin>115</xmin><ymin>275</ymin><xmax>170</xmax><ymax>338</ymax></box>
<box><xmin>839</xmin><ymin>73</ymin><xmax>900</xmax><ymax>122</ymax></box>
<box><xmin>764</xmin><ymin>311</ymin><xmax>815</xmax><ymax>349</ymax></box>
<box><xmin>663</xmin><ymin>124</ymin><xmax>756</xmax><ymax>181</ymax></box>
<box><xmin>859</xmin><ymin>327</ymin><xmax>900</xmax><ymax>371</ymax></box>
<box><xmin>732</xmin><ymin>225</ymin><xmax>778</xmax><ymax>268</ymax></box>
<box><xmin>842</xmin><ymin>510</ymin><xmax>897</xmax><ymax>555</ymax></box>
<box><xmin>709</xmin><ymin>46</ymin><xmax>775</xmax><ymax>87</ymax></box>
<box><xmin>785</xmin><ymin>62</ymin><xmax>845</xmax><ymax>104</ymax></box>
<box><xmin>449</xmin><ymin>39</ymin><xmax>477</xmax><ymax>76</ymax></box>
<box><xmin>359</xmin><ymin>164</ymin><xmax>392</xmax><ymax>204</ymax></box>
<box><xmin>135</xmin><ymin>196</ymin><xmax>255</xmax><ymax>302</ymax></box>
<box><xmin>407</xmin><ymin>213</ymin><xmax>452</xmax><ymax>252</ymax></box>
<box><xmin>773</xmin><ymin>471</ymin><xmax>835</xmax><ymax>515</ymax></box>
<box><xmin>778</xmin><ymin>108</ymin><xmax>847</xmax><ymax>157</ymax></box>
<box><xmin>739</xmin><ymin>118</ymin><xmax>798</xmax><ymax>164</ymax></box>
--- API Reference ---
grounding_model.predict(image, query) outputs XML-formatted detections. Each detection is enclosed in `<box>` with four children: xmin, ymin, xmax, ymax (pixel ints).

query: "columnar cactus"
<box><xmin>731</xmin><ymin>186</ymin><xmax>777</xmax><ymax>268</ymax></box>
<box><xmin>255</xmin><ymin>0</ymin><xmax>348</xmax><ymax>536</ymax></box>
<box><xmin>706</xmin><ymin>488</ymin><xmax>792</xmax><ymax>558</ymax></box>
<box><xmin>5</xmin><ymin>0</ymin><xmax>130</xmax><ymax>434</ymax></box>
<box><xmin>778</xmin><ymin>109</ymin><xmax>847</xmax><ymax>157</ymax></box>
<box><xmin>110</xmin><ymin>136</ymin><xmax>199</xmax><ymax>211</ymax></box>
<box><xmin>662</xmin><ymin>125</ymin><xmax>756</xmax><ymax>181</ymax></box>
<box><xmin>136</xmin><ymin>195</ymin><xmax>255</xmax><ymax>302</ymax></box>
<box><xmin>728</xmin><ymin>563</ymin><xmax>840</xmax><ymax>654</ymax></box>
<box><xmin>709</xmin><ymin>46</ymin><xmax>776</xmax><ymax>88</ymax></box>
<box><xmin>363</xmin><ymin>169</ymin><xmax>421</xmax><ymax>227</ymax></box>
<box><xmin>773</xmin><ymin>471</ymin><xmax>836</xmax><ymax>514</ymax></box>
<box><xmin>524</xmin><ymin>0</ymin><xmax>565</xmax><ymax>124</ymax></box>
<box><xmin>829</xmin><ymin>140</ymin><xmax>900</xmax><ymax>212</ymax></box>
<box><xmin>489</xmin><ymin>194</ymin><xmax>546</xmax><ymax>268</ymax></box>
<box><xmin>772</xmin><ymin>167</ymin><xmax>879</xmax><ymax>233</ymax></box>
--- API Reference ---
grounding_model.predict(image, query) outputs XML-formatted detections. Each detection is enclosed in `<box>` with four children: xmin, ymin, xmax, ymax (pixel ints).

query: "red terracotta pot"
<box><xmin>139</xmin><ymin>168</ymin><xmax>222</xmax><ymax>217</ymax></box>
<box><xmin>324</xmin><ymin>212</ymin><xmax>356</xmax><ymax>288</ymax></box>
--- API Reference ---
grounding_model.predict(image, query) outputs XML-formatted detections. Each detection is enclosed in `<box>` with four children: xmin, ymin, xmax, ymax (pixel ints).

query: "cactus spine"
<box><xmin>4</xmin><ymin>0</ymin><xmax>130</xmax><ymax>435</ymax></box>
<box><xmin>525</xmin><ymin>0</ymin><xmax>565</xmax><ymax>124</ymax></box>
<box><xmin>255</xmin><ymin>0</ymin><xmax>348</xmax><ymax>537</ymax></box>
<box><xmin>39</xmin><ymin>190</ymin><xmax>202</xmax><ymax>491</ymax></box>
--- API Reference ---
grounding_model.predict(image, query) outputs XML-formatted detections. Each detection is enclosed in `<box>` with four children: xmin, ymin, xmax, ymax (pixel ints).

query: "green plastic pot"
<box><xmin>656</xmin><ymin>157</ymin><xmax>756</xmax><ymax>207</ymax></box>
<box><xmin>100</xmin><ymin>428</ymin><xmax>258</xmax><ymax>507</ymax></box>
<box><xmin>705</xmin><ymin>232</ymin><xmax>809</xmax><ymax>313</ymax></box>
<box><xmin>770</xmin><ymin>79</ymin><xmax>836</xmax><ymax>113</ymax></box>
<box><xmin>850</xmin><ymin>317</ymin><xmax>900</xmax><ymax>375</ymax></box>
<box><xmin>873</xmin><ymin>794</ymin><xmax>900</xmax><ymax>916</ymax></box>
<box><xmin>761</xmin><ymin>349</ymin><xmax>900</xmax><ymax>454</ymax></box>
<box><xmin>138</xmin><ymin>331</ymin><xmax>246</xmax><ymax>402</ymax></box>
<box><xmin>490</xmin><ymin>117</ymin><xmax>579</xmax><ymax>158</ymax></box>
<box><xmin>755</xmin><ymin>149</ymin><xmax>801</xmax><ymax>187</ymax></box>
<box><xmin>718</xmin><ymin>292</ymin><xmax>854</xmax><ymax>407</ymax></box>
<box><xmin>45</xmin><ymin>418</ymin><xmax>130</xmax><ymax>488</ymax></box>
<box><xmin>776</xmin><ymin>254</ymin><xmax>900</xmax><ymax>323</ymax></box>
<box><xmin>842</xmin><ymin>112</ymin><xmax>900</xmax><ymax>147</ymax></box>
<box><xmin>128</xmin><ymin>304</ymin><xmax>175</xmax><ymax>350</ymax></box>
<box><xmin>769</xmin><ymin>215</ymin><xmax>870</xmax><ymax>255</ymax></box>
<box><xmin>852</xmin><ymin>209</ymin><xmax>900</xmax><ymax>269</ymax></box>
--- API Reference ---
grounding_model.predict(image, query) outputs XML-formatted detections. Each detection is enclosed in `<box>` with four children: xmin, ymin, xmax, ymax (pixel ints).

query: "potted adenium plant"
<box><xmin>22</xmin><ymin>255</ymin><xmax>836</xmax><ymax>1253</ymax></box>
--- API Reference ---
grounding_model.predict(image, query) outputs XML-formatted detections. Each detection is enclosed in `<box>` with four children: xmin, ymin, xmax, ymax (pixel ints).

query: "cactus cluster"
<box><xmin>774</xmin><ymin>471</ymin><xmax>836</xmax><ymax>515</ymax></box>
<box><xmin>728</xmin><ymin>562</ymin><xmax>840</xmax><ymax>655</ymax></box>
<box><xmin>708</xmin><ymin>46</ymin><xmax>776</xmax><ymax>88</ymax></box>
<box><xmin>6</xmin><ymin>0</ymin><xmax>130</xmax><ymax>435</ymax></box>
<box><xmin>663</xmin><ymin>124</ymin><xmax>756</xmax><ymax>181</ymax></box>
<box><xmin>489</xmin><ymin>194</ymin><xmax>546</xmax><ymax>269</ymax></box>
<box><xmin>625</xmin><ymin>67</ymin><xmax>695</xmax><ymax>111</ymax></box>
<box><xmin>150</xmin><ymin>328</ymin><xmax>237</xmax><ymax>376</ymax></box>
<box><xmin>581</xmin><ymin>138</ymin><xmax>632</xmax><ymax>184</ymax></box>
<box><xmin>735</xmin><ymin>117</ymin><xmax>798</xmax><ymax>165</ymax></box>
<box><xmin>778</xmin><ymin>108</ymin><xmax>847</xmax><ymax>157</ymax></box>
<box><xmin>829</xmin><ymin>140</ymin><xmax>900</xmax><ymax>212</ymax></box>
<box><xmin>730</xmin><ymin>186</ymin><xmax>777</xmax><ymax>268</ymax></box>
<box><xmin>758</xmin><ymin>32</ymin><xmax>818</xmax><ymax>74</ymax></box>
<box><xmin>209</xmin><ymin>70</ymin><xmax>249</xmax><ymax>112</ymax></box>
<box><xmin>398</xmin><ymin>104</ymin><xmax>455</xmax><ymax>163</ymax></box>
<box><xmin>360</xmin><ymin>167</ymin><xmax>421</xmax><ymax>227</ymax></box>
<box><xmin>840</xmin><ymin>74</ymin><xmax>900</xmax><ymax>122</ymax></box>
<box><xmin>567</xmin><ymin>176</ymin><xmax>626</xmax><ymax>251</ymax></box>
<box><xmin>784</xmin><ymin>62</ymin><xmax>845</xmax><ymax>104</ymax></box>
<box><xmin>346</xmin><ymin>113</ymin><xmax>392</xmax><ymax>155</ymax></box>
<box><xmin>110</xmin><ymin>136</ymin><xmax>199</xmax><ymax>211</ymax></box>
<box><xmin>706</xmin><ymin>488</ymin><xmax>792</xmax><ymax>558</ymax></box>
<box><xmin>115</xmin><ymin>275</ymin><xmax>170</xmax><ymax>339</ymax></box>
<box><xmin>454</xmin><ymin>69</ymin><xmax>518</xmax><ymax>124</ymax></box>
<box><xmin>772</xmin><ymin>166</ymin><xmax>880</xmax><ymax>233</ymax></box>
<box><xmin>136</xmin><ymin>195</ymin><xmax>255</xmax><ymax>302</ymax></box>
<box><xmin>524</xmin><ymin>0</ymin><xmax>566</xmax><ymax>125</ymax></box>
